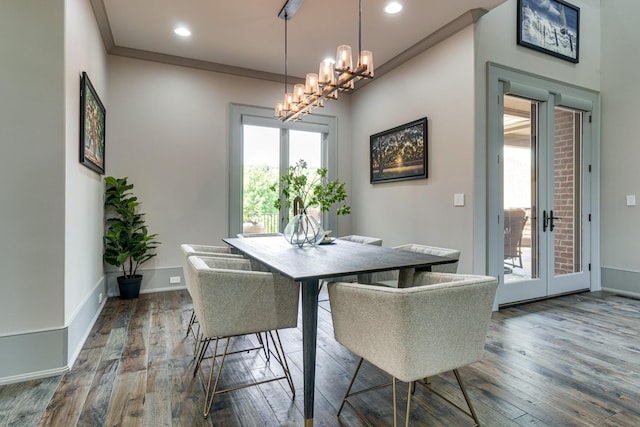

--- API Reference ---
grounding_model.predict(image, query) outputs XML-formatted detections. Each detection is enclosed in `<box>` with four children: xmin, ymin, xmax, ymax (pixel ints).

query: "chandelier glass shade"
<box><xmin>275</xmin><ymin>0</ymin><xmax>374</xmax><ymax>122</ymax></box>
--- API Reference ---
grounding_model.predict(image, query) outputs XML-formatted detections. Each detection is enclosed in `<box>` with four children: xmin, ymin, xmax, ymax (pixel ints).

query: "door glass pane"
<box><xmin>289</xmin><ymin>129</ymin><xmax>323</xmax><ymax>226</ymax></box>
<box><xmin>503</xmin><ymin>95</ymin><xmax>539</xmax><ymax>282</ymax></box>
<box><xmin>553</xmin><ymin>107</ymin><xmax>582</xmax><ymax>276</ymax></box>
<box><xmin>242</xmin><ymin>125</ymin><xmax>280</xmax><ymax>234</ymax></box>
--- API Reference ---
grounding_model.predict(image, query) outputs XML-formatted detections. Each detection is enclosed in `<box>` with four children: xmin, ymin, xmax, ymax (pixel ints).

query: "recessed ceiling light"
<box><xmin>385</xmin><ymin>2</ymin><xmax>402</xmax><ymax>14</ymax></box>
<box><xmin>174</xmin><ymin>27</ymin><xmax>191</xmax><ymax>37</ymax></box>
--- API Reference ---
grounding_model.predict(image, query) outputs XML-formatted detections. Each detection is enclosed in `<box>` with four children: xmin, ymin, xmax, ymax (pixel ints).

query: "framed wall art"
<box><xmin>517</xmin><ymin>0</ymin><xmax>579</xmax><ymax>63</ymax></box>
<box><xmin>79</xmin><ymin>71</ymin><xmax>106</xmax><ymax>174</ymax></box>
<box><xmin>370</xmin><ymin>117</ymin><xmax>427</xmax><ymax>184</ymax></box>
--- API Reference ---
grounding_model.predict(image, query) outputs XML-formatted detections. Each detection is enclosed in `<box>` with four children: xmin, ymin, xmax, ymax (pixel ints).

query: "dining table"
<box><xmin>222</xmin><ymin>235</ymin><xmax>457</xmax><ymax>426</ymax></box>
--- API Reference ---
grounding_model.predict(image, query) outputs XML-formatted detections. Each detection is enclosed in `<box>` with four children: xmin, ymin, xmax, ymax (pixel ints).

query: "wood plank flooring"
<box><xmin>1</xmin><ymin>289</ymin><xmax>639</xmax><ymax>426</ymax></box>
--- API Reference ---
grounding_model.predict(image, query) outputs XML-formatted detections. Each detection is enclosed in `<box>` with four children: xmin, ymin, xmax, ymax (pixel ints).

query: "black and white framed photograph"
<box><xmin>370</xmin><ymin>117</ymin><xmax>427</xmax><ymax>184</ymax></box>
<box><xmin>517</xmin><ymin>0</ymin><xmax>579</xmax><ymax>63</ymax></box>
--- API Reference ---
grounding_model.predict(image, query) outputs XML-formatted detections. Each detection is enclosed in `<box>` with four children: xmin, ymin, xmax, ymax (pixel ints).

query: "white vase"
<box><xmin>284</xmin><ymin>212</ymin><xmax>324</xmax><ymax>248</ymax></box>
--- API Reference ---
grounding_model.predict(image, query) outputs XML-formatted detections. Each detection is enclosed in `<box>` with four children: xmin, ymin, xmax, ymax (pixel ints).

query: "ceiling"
<box><xmin>94</xmin><ymin>0</ymin><xmax>507</xmax><ymax>83</ymax></box>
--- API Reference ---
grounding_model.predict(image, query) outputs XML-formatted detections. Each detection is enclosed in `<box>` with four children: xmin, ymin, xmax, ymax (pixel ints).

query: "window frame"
<box><xmin>229</xmin><ymin>104</ymin><xmax>339</xmax><ymax>237</ymax></box>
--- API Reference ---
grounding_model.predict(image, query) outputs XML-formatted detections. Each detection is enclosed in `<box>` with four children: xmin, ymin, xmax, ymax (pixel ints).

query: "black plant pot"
<box><xmin>117</xmin><ymin>275</ymin><xmax>143</xmax><ymax>299</ymax></box>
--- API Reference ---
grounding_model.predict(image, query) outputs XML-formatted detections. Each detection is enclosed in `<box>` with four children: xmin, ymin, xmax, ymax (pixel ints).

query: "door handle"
<box><xmin>543</xmin><ymin>210</ymin><xmax>563</xmax><ymax>232</ymax></box>
<box><xmin>549</xmin><ymin>210</ymin><xmax>562</xmax><ymax>232</ymax></box>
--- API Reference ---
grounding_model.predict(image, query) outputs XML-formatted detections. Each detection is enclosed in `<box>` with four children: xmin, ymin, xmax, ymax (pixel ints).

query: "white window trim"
<box><xmin>229</xmin><ymin>104</ymin><xmax>339</xmax><ymax>237</ymax></box>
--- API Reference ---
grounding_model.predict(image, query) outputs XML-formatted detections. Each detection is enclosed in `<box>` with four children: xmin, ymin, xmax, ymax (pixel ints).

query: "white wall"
<box><xmin>0</xmin><ymin>1</ymin><xmax>66</xmax><ymax>334</ymax></box>
<box><xmin>0</xmin><ymin>0</ymin><xmax>67</xmax><ymax>382</ymax></box>
<box><xmin>106</xmin><ymin>55</ymin><xmax>352</xmax><ymax>288</ymax></box>
<box><xmin>350</xmin><ymin>26</ymin><xmax>477</xmax><ymax>273</ymax></box>
<box><xmin>64</xmin><ymin>0</ymin><xmax>109</xmax><ymax>363</ymax></box>
<box><xmin>0</xmin><ymin>0</ymin><xmax>108</xmax><ymax>383</ymax></box>
<box><xmin>600</xmin><ymin>0</ymin><xmax>640</xmax><ymax>295</ymax></box>
<box><xmin>476</xmin><ymin>0</ymin><xmax>601</xmax><ymax>91</ymax></box>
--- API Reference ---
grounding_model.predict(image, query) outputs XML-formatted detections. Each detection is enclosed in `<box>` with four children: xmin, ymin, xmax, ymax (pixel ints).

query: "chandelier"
<box><xmin>275</xmin><ymin>0</ymin><xmax>374</xmax><ymax>122</ymax></box>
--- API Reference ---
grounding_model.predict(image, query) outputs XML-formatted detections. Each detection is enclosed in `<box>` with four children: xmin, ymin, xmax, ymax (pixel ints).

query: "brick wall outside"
<box><xmin>554</xmin><ymin>108</ymin><xmax>580</xmax><ymax>275</ymax></box>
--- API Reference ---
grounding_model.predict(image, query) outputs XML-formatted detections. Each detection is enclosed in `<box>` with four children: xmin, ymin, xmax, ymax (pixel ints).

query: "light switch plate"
<box><xmin>626</xmin><ymin>195</ymin><xmax>636</xmax><ymax>206</ymax></box>
<box><xmin>454</xmin><ymin>193</ymin><xmax>465</xmax><ymax>207</ymax></box>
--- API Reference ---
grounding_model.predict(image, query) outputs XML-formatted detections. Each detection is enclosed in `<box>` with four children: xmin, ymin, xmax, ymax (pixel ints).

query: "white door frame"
<box><xmin>487</xmin><ymin>63</ymin><xmax>601</xmax><ymax>307</ymax></box>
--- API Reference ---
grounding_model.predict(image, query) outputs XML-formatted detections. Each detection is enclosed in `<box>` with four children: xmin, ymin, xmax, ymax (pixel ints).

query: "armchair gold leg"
<box><xmin>186</xmin><ymin>310</ymin><xmax>196</xmax><ymax>337</ymax></box>
<box><xmin>337</xmin><ymin>366</ymin><xmax>482</xmax><ymax>427</ymax></box>
<box><xmin>453</xmin><ymin>369</ymin><xmax>481</xmax><ymax>426</ymax></box>
<box><xmin>405</xmin><ymin>381</ymin><xmax>412</xmax><ymax>427</ymax></box>
<box><xmin>193</xmin><ymin>336</ymin><xmax>210</xmax><ymax>377</ymax></box>
<box><xmin>391</xmin><ymin>377</ymin><xmax>413</xmax><ymax>427</ymax></box>
<box><xmin>338</xmin><ymin>358</ymin><xmax>396</xmax><ymax>426</ymax></box>
<box><xmin>203</xmin><ymin>337</ymin><xmax>228</xmax><ymax>418</ymax></box>
<box><xmin>199</xmin><ymin>332</ymin><xmax>296</xmax><ymax>419</ymax></box>
<box><xmin>337</xmin><ymin>357</ymin><xmax>364</xmax><ymax>417</ymax></box>
<box><xmin>269</xmin><ymin>330</ymin><xmax>295</xmax><ymax>395</ymax></box>
<box><xmin>392</xmin><ymin>377</ymin><xmax>397</xmax><ymax>427</ymax></box>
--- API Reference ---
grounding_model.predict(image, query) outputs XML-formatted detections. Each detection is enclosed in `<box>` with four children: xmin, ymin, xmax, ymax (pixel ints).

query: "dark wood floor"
<box><xmin>1</xmin><ymin>288</ymin><xmax>639</xmax><ymax>426</ymax></box>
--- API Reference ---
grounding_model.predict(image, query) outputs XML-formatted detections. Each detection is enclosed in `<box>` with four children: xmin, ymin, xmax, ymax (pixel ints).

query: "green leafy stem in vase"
<box><xmin>270</xmin><ymin>159</ymin><xmax>350</xmax><ymax>216</ymax></box>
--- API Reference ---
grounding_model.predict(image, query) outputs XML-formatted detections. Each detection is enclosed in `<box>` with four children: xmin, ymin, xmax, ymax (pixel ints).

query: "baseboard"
<box><xmin>601</xmin><ymin>267</ymin><xmax>640</xmax><ymax>297</ymax></box>
<box><xmin>601</xmin><ymin>287</ymin><xmax>640</xmax><ymax>299</ymax></box>
<box><xmin>140</xmin><ymin>284</ymin><xmax>187</xmax><ymax>294</ymax></box>
<box><xmin>106</xmin><ymin>266</ymin><xmax>185</xmax><ymax>297</ymax></box>
<box><xmin>0</xmin><ymin>327</ymin><xmax>67</xmax><ymax>384</ymax></box>
<box><xmin>0</xmin><ymin>366</ymin><xmax>68</xmax><ymax>386</ymax></box>
<box><xmin>0</xmin><ymin>278</ymin><xmax>106</xmax><ymax>385</ymax></box>
<box><xmin>67</xmin><ymin>278</ymin><xmax>107</xmax><ymax>370</ymax></box>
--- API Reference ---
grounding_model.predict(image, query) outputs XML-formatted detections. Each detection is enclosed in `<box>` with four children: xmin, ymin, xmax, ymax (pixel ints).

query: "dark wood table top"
<box><xmin>223</xmin><ymin>236</ymin><xmax>456</xmax><ymax>281</ymax></box>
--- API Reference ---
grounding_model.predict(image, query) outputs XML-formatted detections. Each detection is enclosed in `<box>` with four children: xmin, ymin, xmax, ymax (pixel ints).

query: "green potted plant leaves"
<box><xmin>103</xmin><ymin>176</ymin><xmax>160</xmax><ymax>299</ymax></box>
<box><xmin>270</xmin><ymin>159</ymin><xmax>350</xmax><ymax>247</ymax></box>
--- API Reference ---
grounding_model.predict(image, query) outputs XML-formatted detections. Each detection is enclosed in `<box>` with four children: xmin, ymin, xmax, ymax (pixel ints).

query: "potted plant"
<box><xmin>270</xmin><ymin>159</ymin><xmax>350</xmax><ymax>247</ymax></box>
<box><xmin>103</xmin><ymin>176</ymin><xmax>160</xmax><ymax>299</ymax></box>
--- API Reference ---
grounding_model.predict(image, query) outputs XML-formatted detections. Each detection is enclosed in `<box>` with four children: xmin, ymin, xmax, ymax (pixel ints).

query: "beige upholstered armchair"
<box><xmin>323</xmin><ymin>235</ymin><xmax>383</xmax><ymax>286</ymax></box>
<box><xmin>328</xmin><ymin>272</ymin><xmax>497</xmax><ymax>426</ymax></box>
<box><xmin>337</xmin><ymin>234</ymin><xmax>383</xmax><ymax>246</ymax></box>
<box><xmin>188</xmin><ymin>256</ymin><xmax>300</xmax><ymax>418</ymax></box>
<box><xmin>367</xmin><ymin>244</ymin><xmax>460</xmax><ymax>287</ymax></box>
<box><xmin>180</xmin><ymin>244</ymin><xmax>245</xmax><ymax>343</ymax></box>
<box><xmin>180</xmin><ymin>243</ymin><xmax>244</xmax><ymax>293</ymax></box>
<box><xmin>236</xmin><ymin>232</ymin><xmax>284</xmax><ymax>238</ymax></box>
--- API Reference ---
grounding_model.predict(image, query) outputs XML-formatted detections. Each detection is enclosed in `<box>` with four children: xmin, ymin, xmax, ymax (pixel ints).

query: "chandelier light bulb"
<box><xmin>359</xmin><ymin>51</ymin><xmax>374</xmax><ymax>77</ymax></box>
<box><xmin>305</xmin><ymin>73</ymin><xmax>319</xmax><ymax>94</ymax></box>
<box><xmin>283</xmin><ymin>93</ymin><xmax>293</xmax><ymax>111</ymax></box>
<box><xmin>335</xmin><ymin>45</ymin><xmax>353</xmax><ymax>72</ymax></box>
<box><xmin>275</xmin><ymin>102</ymin><xmax>284</xmax><ymax>118</ymax></box>
<box><xmin>293</xmin><ymin>84</ymin><xmax>305</xmax><ymax>103</ymax></box>
<box><xmin>318</xmin><ymin>59</ymin><xmax>335</xmax><ymax>86</ymax></box>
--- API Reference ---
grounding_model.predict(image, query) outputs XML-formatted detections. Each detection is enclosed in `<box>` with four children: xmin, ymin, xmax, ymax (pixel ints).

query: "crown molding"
<box><xmin>89</xmin><ymin>1</ymin><xmax>486</xmax><ymax>90</ymax></box>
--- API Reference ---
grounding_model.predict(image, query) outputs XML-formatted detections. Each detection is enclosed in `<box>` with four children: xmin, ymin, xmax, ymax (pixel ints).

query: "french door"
<box><xmin>488</xmin><ymin>66</ymin><xmax>597</xmax><ymax>306</ymax></box>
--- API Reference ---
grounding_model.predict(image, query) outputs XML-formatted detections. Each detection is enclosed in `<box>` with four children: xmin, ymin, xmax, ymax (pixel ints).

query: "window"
<box><xmin>229</xmin><ymin>105</ymin><xmax>338</xmax><ymax>237</ymax></box>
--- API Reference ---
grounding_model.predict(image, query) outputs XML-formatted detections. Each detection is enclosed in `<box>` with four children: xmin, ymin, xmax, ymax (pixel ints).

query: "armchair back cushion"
<box><xmin>180</xmin><ymin>244</ymin><xmax>244</xmax><ymax>292</ymax></box>
<box><xmin>370</xmin><ymin>244</ymin><xmax>460</xmax><ymax>286</ymax></box>
<box><xmin>337</xmin><ymin>235</ymin><xmax>383</xmax><ymax>246</ymax></box>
